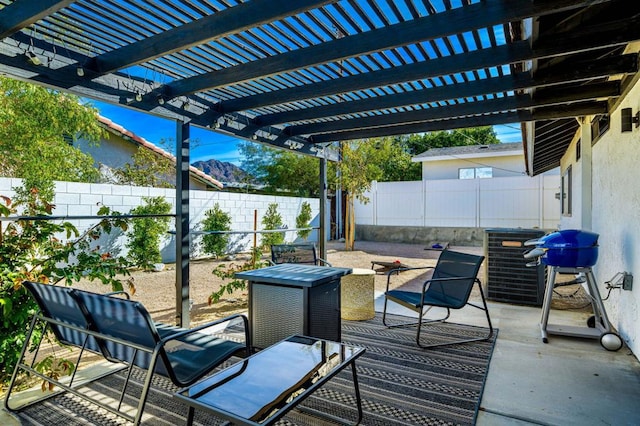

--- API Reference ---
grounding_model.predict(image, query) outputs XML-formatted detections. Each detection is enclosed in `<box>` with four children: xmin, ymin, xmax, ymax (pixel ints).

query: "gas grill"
<box><xmin>524</xmin><ymin>229</ymin><xmax>623</xmax><ymax>351</ymax></box>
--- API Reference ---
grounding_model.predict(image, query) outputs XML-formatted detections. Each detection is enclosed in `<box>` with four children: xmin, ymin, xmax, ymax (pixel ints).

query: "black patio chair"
<box><xmin>382</xmin><ymin>249</ymin><xmax>493</xmax><ymax>348</ymax></box>
<box><xmin>5</xmin><ymin>281</ymin><xmax>250</xmax><ymax>426</ymax></box>
<box><xmin>270</xmin><ymin>242</ymin><xmax>332</xmax><ymax>266</ymax></box>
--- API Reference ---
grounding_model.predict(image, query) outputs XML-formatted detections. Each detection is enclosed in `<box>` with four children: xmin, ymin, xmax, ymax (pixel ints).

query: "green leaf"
<box><xmin>0</xmin><ymin>297</ymin><xmax>13</xmax><ymax>316</ymax></box>
<box><xmin>97</xmin><ymin>205</ymin><xmax>110</xmax><ymax>216</ymax></box>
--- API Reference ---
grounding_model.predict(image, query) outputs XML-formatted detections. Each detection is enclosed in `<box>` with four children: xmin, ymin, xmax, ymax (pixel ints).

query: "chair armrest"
<box><xmin>421</xmin><ymin>276</ymin><xmax>480</xmax><ymax>293</ymax></box>
<box><xmin>385</xmin><ymin>266</ymin><xmax>434</xmax><ymax>292</ymax></box>
<box><xmin>316</xmin><ymin>257</ymin><xmax>332</xmax><ymax>267</ymax></box>
<box><xmin>105</xmin><ymin>291</ymin><xmax>130</xmax><ymax>299</ymax></box>
<box><xmin>159</xmin><ymin>313</ymin><xmax>251</xmax><ymax>355</ymax></box>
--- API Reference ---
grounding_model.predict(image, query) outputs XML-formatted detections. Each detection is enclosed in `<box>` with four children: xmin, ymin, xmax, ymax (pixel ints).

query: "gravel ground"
<box><xmin>75</xmin><ymin>241</ymin><xmax>478</xmax><ymax>326</ymax></box>
<box><xmin>74</xmin><ymin>241</ymin><xmax>588</xmax><ymax>326</ymax></box>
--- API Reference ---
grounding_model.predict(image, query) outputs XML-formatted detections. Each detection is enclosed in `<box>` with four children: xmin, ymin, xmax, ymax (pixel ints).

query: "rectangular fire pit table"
<box><xmin>175</xmin><ymin>335</ymin><xmax>365</xmax><ymax>425</ymax></box>
<box><xmin>235</xmin><ymin>264</ymin><xmax>351</xmax><ymax>349</ymax></box>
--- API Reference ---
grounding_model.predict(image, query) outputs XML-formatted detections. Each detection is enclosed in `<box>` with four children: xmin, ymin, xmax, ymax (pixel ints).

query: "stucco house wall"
<box><xmin>560</xmin><ymin>75</ymin><xmax>640</xmax><ymax>357</ymax></box>
<box><xmin>559</xmin><ymin>138</ymin><xmax>585</xmax><ymax>230</ymax></box>
<box><xmin>74</xmin><ymin>116</ymin><xmax>220</xmax><ymax>191</ymax></box>
<box><xmin>413</xmin><ymin>143</ymin><xmax>533</xmax><ymax>180</ymax></box>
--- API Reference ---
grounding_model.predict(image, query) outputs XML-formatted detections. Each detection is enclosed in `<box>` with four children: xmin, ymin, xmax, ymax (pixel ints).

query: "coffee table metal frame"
<box><xmin>174</xmin><ymin>335</ymin><xmax>365</xmax><ymax>425</ymax></box>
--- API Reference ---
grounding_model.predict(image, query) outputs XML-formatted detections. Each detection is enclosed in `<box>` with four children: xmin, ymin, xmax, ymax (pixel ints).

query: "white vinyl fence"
<box><xmin>355</xmin><ymin>175</ymin><xmax>560</xmax><ymax>229</ymax></box>
<box><xmin>0</xmin><ymin>178</ymin><xmax>320</xmax><ymax>262</ymax></box>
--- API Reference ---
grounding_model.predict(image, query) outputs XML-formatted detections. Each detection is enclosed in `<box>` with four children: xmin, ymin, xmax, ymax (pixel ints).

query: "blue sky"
<box><xmin>91</xmin><ymin>100</ymin><xmax>522</xmax><ymax>166</ymax></box>
<box><xmin>92</xmin><ymin>101</ymin><xmax>244</xmax><ymax>165</ymax></box>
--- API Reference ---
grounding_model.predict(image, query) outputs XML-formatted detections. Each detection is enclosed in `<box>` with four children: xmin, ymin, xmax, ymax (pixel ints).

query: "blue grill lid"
<box><xmin>538</xmin><ymin>229</ymin><xmax>599</xmax><ymax>249</ymax></box>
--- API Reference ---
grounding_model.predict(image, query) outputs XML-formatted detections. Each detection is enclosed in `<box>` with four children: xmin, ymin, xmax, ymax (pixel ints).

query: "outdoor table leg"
<box><xmin>298</xmin><ymin>361</ymin><xmax>363</xmax><ymax>425</ymax></box>
<box><xmin>186</xmin><ymin>406</ymin><xmax>195</xmax><ymax>426</ymax></box>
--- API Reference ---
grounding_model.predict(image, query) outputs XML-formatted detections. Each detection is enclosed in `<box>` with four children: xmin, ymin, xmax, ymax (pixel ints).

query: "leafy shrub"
<box><xmin>0</xmin><ymin>187</ymin><xmax>131</xmax><ymax>385</ymax></box>
<box><xmin>201</xmin><ymin>204</ymin><xmax>232</xmax><ymax>258</ymax></box>
<box><xmin>261</xmin><ymin>203</ymin><xmax>285</xmax><ymax>249</ymax></box>
<box><xmin>209</xmin><ymin>247</ymin><xmax>269</xmax><ymax>304</ymax></box>
<box><xmin>295</xmin><ymin>201</ymin><xmax>312</xmax><ymax>240</ymax></box>
<box><xmin>127</xmin><ymin>196</ymin><xmax>172</xmax><ymax>269</ymax></box>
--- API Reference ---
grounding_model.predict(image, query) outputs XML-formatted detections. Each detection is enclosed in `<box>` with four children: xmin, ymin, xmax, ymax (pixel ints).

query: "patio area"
<box><xmin>2</xmin><ymin>242</ymin><xmax>639</xmax><ymax>425</ymax></box>
<box><xmin>385</xmin><ymin>292</ymin><xmax>640</xmax><ymax>425</ymax></box>
<box><xmin>333</xmin><ymin>241</ymin><xmax>640</xmax><ymax>425</ymax></box>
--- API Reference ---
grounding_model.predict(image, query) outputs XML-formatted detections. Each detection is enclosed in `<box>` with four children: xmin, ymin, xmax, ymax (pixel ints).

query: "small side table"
<box><xmin>175</xmin><ymin>335</ymin><xmax>364</xmax><ymax>426</ymax></box>
<box><xmin>341</xmin><ymin>268</ymin><xmax>376</xmax><ymax>320</ymax></box>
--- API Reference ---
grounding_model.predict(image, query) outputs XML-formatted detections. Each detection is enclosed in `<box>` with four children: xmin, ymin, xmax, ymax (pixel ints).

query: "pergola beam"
<box><xmin>285</xmin><ymin>81</ymin><xmax>619</xmax><ymax>136</ymax></box>
<box><xmin>258</xmin><ymin>54</ymin><xmax>637</xmax><ymax>126</ymax></box>
<box><xmin>86</xmin><ymin>0</ymin><xmax>334</xmax><ymax>75</ymax></box>
<box><xmin>222</xmin><ymin>18</ymin><xmax>640</xmax><ymax>114</ymax></box>
<box><xmin>0</xmin><ymin>0</ymin><xmax>73</xmax><ymax>40</ymax></box>
<box><xmin>163</xmin><ymin>0</ymin><xmax>603</xmax><ymax>100</ymax></box>
<box><xmin>309</xmin><ymin>101</ymin><xmax>608</xmax><ymax>143</ymax></box>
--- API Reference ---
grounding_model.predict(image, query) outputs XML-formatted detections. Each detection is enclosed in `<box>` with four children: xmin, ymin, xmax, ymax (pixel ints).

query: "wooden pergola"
<box><xmin>1</xmin><ymin>0</ymin><xmax>638</xmax><ymax>326</ymax></box>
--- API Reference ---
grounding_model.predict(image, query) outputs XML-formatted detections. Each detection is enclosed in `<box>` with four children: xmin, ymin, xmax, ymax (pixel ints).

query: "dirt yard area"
<box><xmin>74</xmin><ymin>241</ymin><xmax>466</xmax><ymax>325</ymax></box>
<box><xmin>75</xmin><ymin>241</ymin><xmax>589</xmax><ymax>326</ymax></box>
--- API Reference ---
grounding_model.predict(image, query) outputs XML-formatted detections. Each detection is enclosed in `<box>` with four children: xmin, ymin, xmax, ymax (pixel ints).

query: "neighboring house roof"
<box><xmin>97</xmin><ymin>115</ymin><xmax>223</xmax><ymax>190</ymax></box>
<box><xmin>412</xmin><ymin>142</ymin><xmax>523</xmax><ymax>162</ymax></box>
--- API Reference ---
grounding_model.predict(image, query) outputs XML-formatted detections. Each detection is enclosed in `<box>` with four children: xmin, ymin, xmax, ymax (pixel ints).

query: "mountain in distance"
<box><xmin>192</xmin><ymin>159</ymin><xmax>252</xmax><ymax>184</ymax></box>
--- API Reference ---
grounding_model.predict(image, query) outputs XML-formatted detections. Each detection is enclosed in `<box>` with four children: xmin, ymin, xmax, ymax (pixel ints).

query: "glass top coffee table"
<box><xmin>174</xmin><ymin>335</ymin><xmax>365</xmax><ymax>425</ymax></box>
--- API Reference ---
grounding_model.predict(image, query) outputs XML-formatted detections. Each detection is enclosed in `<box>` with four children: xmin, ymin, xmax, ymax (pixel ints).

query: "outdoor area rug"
<box><xmin>13</xmin><ymin>314</ymin><xmax>497</xmax><ymax>425</ymax></box>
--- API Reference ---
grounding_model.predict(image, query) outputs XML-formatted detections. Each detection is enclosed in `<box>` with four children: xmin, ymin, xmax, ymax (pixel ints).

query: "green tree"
<box><xmin>239</xmin><ymin>142</ymin><xmax>322</xmax><ymax>196</ymax></box>
<box><xmin>0</xmin><ymin>77</ymin><xmax>104</xmax><ymax>200</ymax></box>
<box><xmin>238</xmin><ymin>142</ymin><xmax>275</xmax><ymax>184</ymax></box>
<box><xmin>127</xmin><ymin>197</ymin><xmax>172</xmax><ymax>269</ymax></box>
<box><xmin>261</xmin><ymin>203</ymin><xmax>285</xmax><ymax>249</ymax></box>
<box><xmin>401</xmin><ymin>127</ymin><xmax>500</xmax><ymax>156</ymax></box>
<box><xmin>201</xmin><ymin>204</ymin><xmax>232</xmax><ymax>258</ymax></box>
<box><xmin>339</xmin><ymin>140</ymin><xmax>387</xmax><ymax>250</ymax></box>
<box><xmin>239</xmin><ymin>138</ymin><xmax>422</xmax><ymax>192</ymax></box>
<box><xmin>0</xmin><ymin>188</ymin><xmax>131</xmax><ymax>384</ymax></box>
<box><xmin>363</xmin><ymin>137</ymin><xmax>421</xmax><ymax>181</ymax></box>
<box><xmin>296</xmin><ymin>201</ymin><xmax>313</xmax><ymax>240</ymax></box>
<box><xmin>112</xmin><ymin>145</ymin><xmax>175</xmax><ymax>188</ymax></box>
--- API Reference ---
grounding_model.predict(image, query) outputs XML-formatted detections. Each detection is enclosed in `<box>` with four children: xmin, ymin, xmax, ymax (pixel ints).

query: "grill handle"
<box><xmin>523</xmin><ymin>247</ymin><xmax>545</xmax><ymax>259</ymax></box>
<box><xmin>524</xmin><ymin>238</ymin><xmax>544</xmax><ymax>246</ymax></box>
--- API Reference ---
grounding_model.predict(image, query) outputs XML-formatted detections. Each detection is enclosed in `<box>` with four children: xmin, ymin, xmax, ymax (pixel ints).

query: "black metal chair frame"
<box><xmin>382</xmin><ymin>250</ymin><xmax>493</xmax><ymax>348</ymax></box>
<box><xmin>5</xmin><ymin>281</ymin><xmax>250</xmax><ymax>426</ymax></box>
<box><xmin>270</xmin><ymin>242</ymin><xmax>332</xmax><ymax>267</ymax></box>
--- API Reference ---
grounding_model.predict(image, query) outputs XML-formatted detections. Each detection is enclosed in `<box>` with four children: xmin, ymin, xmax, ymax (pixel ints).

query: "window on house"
<box><xmin>561</xmin><ymin>166</ymin><xmax>572</xmax><ymax>216</ymax></box>
<box><xmin>459</xmin><ymin>167</ymin><xmax>492</xmax><ymax>179</ymax></box>
<box><xmin>590</xmin><ymin>115</ymin><xmax>609</xmax><ymax>144</ymax></box>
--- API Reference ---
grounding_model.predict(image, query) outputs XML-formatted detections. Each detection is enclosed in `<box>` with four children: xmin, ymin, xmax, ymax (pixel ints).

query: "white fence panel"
<box><xmin>425</xmin><ymin>179</ymin><xmax>479</xmax><ymax>227</ymax></box>
<box><xmin>542</xmin><ymin>175</ymin><xmax>561</xmax><ymax>229</ymax></box>
<box><xmin>354</xmin><ymin>187</ymin><xmax>375</xmax><ymax>225</ymax></box>
<box><xmin>375</xmin><ymin>181</ymin><xmax>424</xmax><ymax>226</ymax></box>
<box><xmin>479</xmin><ymin>176</ymin><xmax>542</xmax><ymax>228</ymax></box>
<box><xmin>355</xmin><ymin>174</ymin><xmax>560</xmax><ymax>229</ymax></box>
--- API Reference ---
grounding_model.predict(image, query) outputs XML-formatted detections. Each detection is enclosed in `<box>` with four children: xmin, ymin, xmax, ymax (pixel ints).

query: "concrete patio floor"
<box><xmin>3</xmin><ymin>242</ymin><xmax>640</xmax><ymax>425</ymax></box>
<box><xmin>377</xmin><ymin>291</ymin><xmax>640</xmax><ymax>425</ymax></box>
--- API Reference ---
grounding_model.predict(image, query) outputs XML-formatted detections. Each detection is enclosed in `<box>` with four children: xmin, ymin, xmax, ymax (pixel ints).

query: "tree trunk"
<box><xmin>345</xmin><ymin>194</ymin><xmax>355</xmax><ymax>251</ymax></box>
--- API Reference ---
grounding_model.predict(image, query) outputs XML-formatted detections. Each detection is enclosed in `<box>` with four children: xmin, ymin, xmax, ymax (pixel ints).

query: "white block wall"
<box><xmin>0</xmin><ymin>178</ymin><xmax>319</xmax><ymax>262</ymax></box>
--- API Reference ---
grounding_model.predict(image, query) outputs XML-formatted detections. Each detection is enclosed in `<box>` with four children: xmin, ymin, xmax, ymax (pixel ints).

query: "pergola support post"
<box><xmin>175</xmin><ymin>121</ymin><xmax>190</xmax><ymax>328</ymax></box>
<box><xmin>319</xmin><ymin>157</ymin><xmax>328</xmax><ymax>260</ymax></box>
